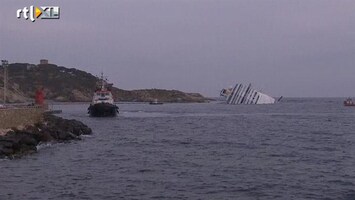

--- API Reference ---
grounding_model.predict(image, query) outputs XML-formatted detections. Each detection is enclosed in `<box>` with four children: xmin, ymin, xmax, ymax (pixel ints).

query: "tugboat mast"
<box><xmin>101</xmin><ymin>72</ymin><xmax>105</xmax><ymax>91</ymax></box>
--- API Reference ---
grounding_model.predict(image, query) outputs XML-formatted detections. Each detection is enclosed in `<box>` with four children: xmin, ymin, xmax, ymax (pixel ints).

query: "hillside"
<box><xmin>0</xmin><ymin>63</ymin><xmax>208</xmax><ymax>103</ymax></box>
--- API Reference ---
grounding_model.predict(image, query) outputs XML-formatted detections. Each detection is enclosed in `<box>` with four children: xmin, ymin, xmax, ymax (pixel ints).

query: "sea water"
<box><xmin>0</xmin><ymin>98</ymin><xmax>355</xmax><ymax>200</ymax></box>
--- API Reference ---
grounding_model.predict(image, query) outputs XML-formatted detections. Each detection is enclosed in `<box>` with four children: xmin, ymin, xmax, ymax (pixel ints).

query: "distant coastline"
<box><xmin>0</xmin><ymin>62</ymin><xmax>209</xmax><ymax>103</ymax></box>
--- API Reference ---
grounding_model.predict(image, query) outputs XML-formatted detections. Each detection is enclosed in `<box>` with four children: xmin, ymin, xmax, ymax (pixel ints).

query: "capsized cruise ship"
<box><xmin>220</xmin><ymin>83</ymin><xmax>275</xmax><ymax>104</ymax></box>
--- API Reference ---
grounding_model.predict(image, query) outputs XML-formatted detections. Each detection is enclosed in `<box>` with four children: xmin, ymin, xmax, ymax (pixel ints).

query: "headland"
<box><xmin>0</xmin><ymin>61</ymin><xmax>208</xmax><ymax>103</ymax></box>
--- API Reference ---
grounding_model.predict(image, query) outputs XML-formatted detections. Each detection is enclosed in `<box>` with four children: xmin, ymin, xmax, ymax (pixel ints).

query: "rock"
<box><xmin>0</xmin><ymin>146</ymin><xmax>14</xmax><ymax>158</ymax></box>
<box><xmin>56</xmin><ymin>130</ymin><xmax>79</xmax><ymax>141</ymax></box>
<box><xmin>0</xmin><ymin>139</ymin><xmax>14</xmax><ymax>148</ymax></box>
<box><xmin>37</xmin><ymin>130</ymin><xmax>54</xmax><ymax>142</ymax></box>
<box><xmin>0</xmin><ymin>114</ymin><xmax>92</xmax><ymax>159</ymax></box>
<box><xmin>42</xmin><ymin>114</ymin><xmax>91</xmax><ymax>140</ymax></box>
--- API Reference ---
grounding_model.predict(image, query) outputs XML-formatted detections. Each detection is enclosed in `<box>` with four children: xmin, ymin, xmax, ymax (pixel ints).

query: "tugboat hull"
<box><xmin>344</xmin><ymin>102</ymin><xmax>355</xmax><ymax>106</ymax></box>
<box><xmin>344</xmin><ymin>98</ymin><xmax>355</xmax><ymax>107</ymax></box>
<box><xmin>88</xmin><ymin>103</ymin><xmax>118</xmax><ymax>117</ymax></box>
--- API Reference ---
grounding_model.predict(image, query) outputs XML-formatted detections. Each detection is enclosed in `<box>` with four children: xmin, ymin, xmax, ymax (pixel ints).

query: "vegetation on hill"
<box><xmin>0</xmin><ymin>63</ymin><xmax>208</xmax><ymax>103</ymax></box>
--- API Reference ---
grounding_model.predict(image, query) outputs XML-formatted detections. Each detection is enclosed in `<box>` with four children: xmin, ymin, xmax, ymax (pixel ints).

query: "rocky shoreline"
<box><xmin>0</xmin><ymin>114</ymin><xmax>92</xmax><ymax>159</ymax></box>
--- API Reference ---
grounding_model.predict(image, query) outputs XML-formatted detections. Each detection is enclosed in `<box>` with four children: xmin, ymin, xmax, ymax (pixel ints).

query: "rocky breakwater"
<box><xmin>0</xmin><ymin>114</ymin><xmax>92</xmax><ymax>158</ymax></box>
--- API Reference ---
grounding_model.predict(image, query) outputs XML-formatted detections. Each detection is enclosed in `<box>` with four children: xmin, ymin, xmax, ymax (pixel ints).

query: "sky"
<box><xmin>1</xmin><ymin>0</ymin><xmax>355</xmax><ymax>97</ymax></box>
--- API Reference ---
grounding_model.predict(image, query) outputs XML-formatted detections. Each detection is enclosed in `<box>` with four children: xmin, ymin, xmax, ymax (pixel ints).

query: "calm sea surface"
<box><xmin>1</xmin><ymin>98</ymin><xmax>355</xmax><ymax>200</ymax></box>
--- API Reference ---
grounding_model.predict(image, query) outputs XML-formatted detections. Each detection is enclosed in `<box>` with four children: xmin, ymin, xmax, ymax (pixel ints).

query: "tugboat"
<box><xmin>344</xmin><ymin>98</ymin><xmax>355</xmax><ymax>106</ymax></box>
<box><xmin>88</xmin><ymin>73</ymin><xmax>119</xmax><ymax>117</ymax></box>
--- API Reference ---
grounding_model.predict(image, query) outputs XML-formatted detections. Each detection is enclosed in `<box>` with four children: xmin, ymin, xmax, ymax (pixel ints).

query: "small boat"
<box><xmin>149</xmin><ymin>99</ymin><xmax>163</xmax><ymax>105</ymax></box>
<box><xmin>88</xmin><ymin>73</ymin><xmax>119</xmax><ymax>117</ymax></box>
<box><xmin>344</xmin><ymin>98</ymin><xmax>355</xmax><ymax>106</ymax></box>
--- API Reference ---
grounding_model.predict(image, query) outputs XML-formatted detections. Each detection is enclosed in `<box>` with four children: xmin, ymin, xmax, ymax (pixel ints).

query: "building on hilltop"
<box><xmin>40</xmin><ymin>59</ymin><xmax>49</xmax><ymax>65</ymax></box>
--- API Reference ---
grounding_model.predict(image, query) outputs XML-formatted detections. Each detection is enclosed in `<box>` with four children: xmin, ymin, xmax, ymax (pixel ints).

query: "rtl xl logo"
<box><xmin>17</xmin><ymin>6</ymin><xmax>60</xmax><ymax>22</ymax></box>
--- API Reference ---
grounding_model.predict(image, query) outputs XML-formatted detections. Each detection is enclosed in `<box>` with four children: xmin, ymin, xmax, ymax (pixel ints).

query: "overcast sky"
<box><xmin>1</xmin><ymin>0</ymin><xmax>355</xmax><ymax>97</ymax></box>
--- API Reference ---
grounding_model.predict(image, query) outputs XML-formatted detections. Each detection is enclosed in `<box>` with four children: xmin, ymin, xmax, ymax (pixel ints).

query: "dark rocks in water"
<box><xmin>0</xmin><ymin>114</ymin><xmax>92</xmax><ymax>159</ymax></box>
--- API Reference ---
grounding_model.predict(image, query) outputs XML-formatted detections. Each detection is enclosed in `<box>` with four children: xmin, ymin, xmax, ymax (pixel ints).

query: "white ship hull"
<box><xmin>220</xmin><ymin>83</ymin><xmax>275</xmax><ymax>104</ymax></box>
